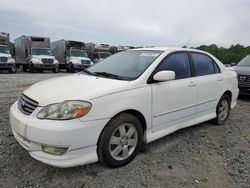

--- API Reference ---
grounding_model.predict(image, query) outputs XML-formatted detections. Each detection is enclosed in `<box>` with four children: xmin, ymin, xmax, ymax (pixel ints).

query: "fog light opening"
<box><xmin>42</xmin><ymin>145</ymin><xmax>68</xmax><ymax>155</ymax></box>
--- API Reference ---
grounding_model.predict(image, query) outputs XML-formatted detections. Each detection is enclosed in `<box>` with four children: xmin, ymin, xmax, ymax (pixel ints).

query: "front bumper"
<box><xmin>239</xmin><ymin>86</ymin><xmax>250</xmax><ymax>95</ymax></box>
<box><xmin>0</xmin><ymin>62</ymin><xmax>14</xmax><ymax>70</ymax></box>
<box><xmin>33</xmin><ymin>63</ymin><xmax>59</xmax><ymax>70</ymax></box>
<box><xmin>9</xmin><ymin>102</ymin><xmax>109</xmax><ymax>167</ymax></box>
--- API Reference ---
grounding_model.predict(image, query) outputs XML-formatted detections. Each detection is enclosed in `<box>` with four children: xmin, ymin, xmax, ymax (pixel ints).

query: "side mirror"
<box><xmin>153</xmin><ymin>71</ymin><xmax>175</xmax><ymax>82</ymax></box>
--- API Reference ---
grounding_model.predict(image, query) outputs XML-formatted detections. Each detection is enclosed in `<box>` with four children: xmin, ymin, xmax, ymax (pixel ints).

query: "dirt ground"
<box><xmin>0</xmin><ymin>72</ymin><xmax>249</xmax><ymax>188</ymax></box>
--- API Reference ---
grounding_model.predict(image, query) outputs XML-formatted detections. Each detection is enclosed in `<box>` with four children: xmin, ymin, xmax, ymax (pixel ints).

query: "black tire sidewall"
<box><xmin>98</xmin><ymin>113</ymin><xmax>143</xmax><ymax>168</ymax></box>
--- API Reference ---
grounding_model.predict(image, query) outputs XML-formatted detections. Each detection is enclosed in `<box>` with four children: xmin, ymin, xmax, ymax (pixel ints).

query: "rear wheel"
<box><xmin>212</xmin><ymin>94</ymin><xmax>231</xmax><ymax>125</ymax></box>
<box><xmin>23</xmin><ymin>65</ymin><xmax>28</xmax><ymax>72</ymax></box>
<box><xmin>97</xmin><ymin>113</ymin><xmax>143</xmax><ymax>168</ymax></box>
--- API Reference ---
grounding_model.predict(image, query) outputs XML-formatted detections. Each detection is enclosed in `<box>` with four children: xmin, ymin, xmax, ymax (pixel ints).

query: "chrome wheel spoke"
<box><xmin>127</xmin><ymin>138</ymin><xmax>137</xmax><ymax>146</ymax></box>
<box><xmin>118</xmin><ymin>125</ymin><xmax>126</xmax><ymax>137</ymax></box>
<box><xmin>122</xmin><ymin>145</ymin><xmax>129</xmax><ymax>158</ymax></box>
<box><xmin>126</xmin><ymin>127</ymin><xmax>135</xmax><ymax>138</ymax></box>
<box><xmin>110</xmin><ymin>136</ymin><xmax>120</xmax><ymax>145</ymax></box>
<box><xmin>112</xmin><ymin>145</ymin><xmax>123</xmax><ymax>157</ymax></box>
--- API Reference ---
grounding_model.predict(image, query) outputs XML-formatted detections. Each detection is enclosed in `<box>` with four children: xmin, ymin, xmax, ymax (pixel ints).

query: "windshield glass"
<box><xmin>31</xmin><ymin>48</ymin><xmax>52</xmax><ymax>56</ymax></box>
<box><xmin>238</xmin><ymin>55</ymin><xmax>250</xmax><ymax>66</ymax></box>
<box><xmin>99</xmin><ymin>52</ymin><xmax>112</xmax><ymax>59</ymax></box>
<box><xmin>0</xmin><ymin>45</ymin><xmax>10</xmax><ymax>54</ymax></box>
<box><xmin>71</xmin><ymin>50</ymin><xmax>88</xmax><ymax>57</ymax></box>
<box><xmin>87</xmin><ymin>50</ymin><xmax>162</xmax><ymax>80</ymax></box>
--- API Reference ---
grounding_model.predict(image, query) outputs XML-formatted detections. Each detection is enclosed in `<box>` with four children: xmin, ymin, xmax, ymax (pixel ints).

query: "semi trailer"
<box><xmin>0</xmin><ymin>32</ymin><xmax>16</xmax><ymax>73</ymax></box>
<box><xmin>51</xmin><ymin>40</ymin><xmax>92</xmax><ymax>72</ymax></box>
<box><xmin>86</xmin><ymin>43</ymin><xmax>116</xmax><ymax>63</ymax></box>
<box><xmin>14</xmin><ymin>36</ymin><xmax>59</xmax><ymax>73</ymax></box>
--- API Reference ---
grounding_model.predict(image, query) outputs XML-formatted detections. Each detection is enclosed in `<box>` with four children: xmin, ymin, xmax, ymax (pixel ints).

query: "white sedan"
<box><xmin>9</xmin><ymin>47</ymin><xmax>239</xmax><ymax>168</ymax></box>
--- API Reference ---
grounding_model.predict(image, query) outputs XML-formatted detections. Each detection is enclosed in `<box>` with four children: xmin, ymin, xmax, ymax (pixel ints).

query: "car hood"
<box><xmin>23</xmin><ymin>74</ymin><xmax>130</xmax><ymax>106</ymax></box>
<box><xmin>232</xmin><ymin>65</ymin><xmax>250</xmax><ymax>75</ymax></box>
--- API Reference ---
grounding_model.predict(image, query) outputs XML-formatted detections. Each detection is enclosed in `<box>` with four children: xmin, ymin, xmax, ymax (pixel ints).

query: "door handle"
<box><xmin>188</xmin><ymin>81</ymin><xmax>197</xmax><ymax>87</ymax></box>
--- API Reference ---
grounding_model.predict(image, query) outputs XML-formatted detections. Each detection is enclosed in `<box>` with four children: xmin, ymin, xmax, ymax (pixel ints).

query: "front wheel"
<box><xmin>97</xmin><ymin>113</ymin><xmax>143</xmax><ymax>168</ymax></box>
<box><xmin>29</xmin><ymin>63</ymin><xmax>36</xmax><ymax>73</ymax></box>
<box><xmin>8</xmin><ymin>64</ymin><xmax>17</xmax><ymax>73</ymax></box>
<box><xmin>212</xmin><ymin>94</ymin><xmax>231</xmax><ymax>125</ymax></box>
<box><xmin>53</xmin><ymin>67</ymin><xmax>59</xmax><ymax>73</ymax></box>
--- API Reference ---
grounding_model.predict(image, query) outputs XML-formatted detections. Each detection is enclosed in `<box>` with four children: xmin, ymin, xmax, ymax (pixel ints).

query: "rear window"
<box><xmin>191</xmin><ymin>53</ymin><xmax>215</xmax><ymax>76</ymax></box>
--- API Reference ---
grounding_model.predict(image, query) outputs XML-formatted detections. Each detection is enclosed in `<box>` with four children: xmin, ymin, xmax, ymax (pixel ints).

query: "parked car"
<box><xmin>9</xmin><ymin>47</ymin><xmax>239</xmax><ymax>168</ymax></box>
<box><xmin>232</xmin><ymin>55</ymin><xmax>250</xmax><ymax>95</ymax></box>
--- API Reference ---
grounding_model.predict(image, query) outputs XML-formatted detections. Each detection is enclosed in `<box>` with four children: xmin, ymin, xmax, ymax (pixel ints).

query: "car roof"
<box><xmin>131</xmin><ymin>47</ymin><xmax>206</xmax><ymax>53</ymax></box>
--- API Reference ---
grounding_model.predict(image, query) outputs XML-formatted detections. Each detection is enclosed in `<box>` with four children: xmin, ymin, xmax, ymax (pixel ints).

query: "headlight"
<box><xmin>238</xmin><ymin>75</ymin><xmax>247</xmax><ymax>82</ymax></box>
<box><xmin>37</xmin><ymin>100</ymin><xmax>91</xmax><ymax>120</ymax></box>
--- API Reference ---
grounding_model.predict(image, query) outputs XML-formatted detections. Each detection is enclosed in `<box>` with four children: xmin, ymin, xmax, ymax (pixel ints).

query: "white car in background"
<box><xmin>9</xmin><ymin>47</ymin><xmax>239</xmax><ymax>168</ymax></box>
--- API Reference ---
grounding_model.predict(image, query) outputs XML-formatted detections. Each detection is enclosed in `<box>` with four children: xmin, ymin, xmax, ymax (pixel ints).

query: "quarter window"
<box><xmin>156</xmin><ymin>52</ymin><xmax>191</xmax><ymax>80</ymax></box>
<box><xmin>191</xmin><ymin>53</ymin><xmax>215</xmax><ymax>76</ymax></box>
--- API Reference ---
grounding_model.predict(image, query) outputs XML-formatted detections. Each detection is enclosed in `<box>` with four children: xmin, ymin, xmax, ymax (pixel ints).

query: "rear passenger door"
<box><xmin>190</xmin><ymin>52</ymin><xmax>222</xmax><ymax>117</ymax></box>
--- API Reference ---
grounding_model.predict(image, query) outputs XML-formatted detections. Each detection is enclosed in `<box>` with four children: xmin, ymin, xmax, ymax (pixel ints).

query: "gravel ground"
<box><xmin>0</xmin><ymin>72</ymin><xmax>249</xmax><ymax>188</ymax></box>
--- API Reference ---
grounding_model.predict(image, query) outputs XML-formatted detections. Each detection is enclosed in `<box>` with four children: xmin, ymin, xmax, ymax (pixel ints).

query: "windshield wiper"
<box><xmin>93</xmin><ymin>72</ymin><xmax>126</xmax><ymax>80</ymax></box>
<box><xmin>80</xmin><ymin>69</ymin><xmax>97</xmax><ymax>76</ymax></box>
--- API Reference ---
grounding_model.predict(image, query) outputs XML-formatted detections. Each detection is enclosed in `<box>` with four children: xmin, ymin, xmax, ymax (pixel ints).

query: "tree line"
<box><xmin>193</xmin><ymin>44</ymin><xmax>250</xmax><ymax>64</ymax></box>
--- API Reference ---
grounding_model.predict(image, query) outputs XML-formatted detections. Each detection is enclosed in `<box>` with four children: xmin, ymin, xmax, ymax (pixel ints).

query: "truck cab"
<box><xmin>29</xmin><ymin>47</ymin><xmax>59</xmax><ymax>73</ymax></box>
<box><xmin>66</xmin><ymin>47</ymin><xmax>93</xmax><ymax>73</ymax></box>
<box><xmin>0</xmin><ymin>32</ymin><xmax>16</xmax><ymax>73</ymax></box>
<box><xmin>93</xmin><ymin>51</ymin><xmax>112</xmax><ymax>63</ymax></box>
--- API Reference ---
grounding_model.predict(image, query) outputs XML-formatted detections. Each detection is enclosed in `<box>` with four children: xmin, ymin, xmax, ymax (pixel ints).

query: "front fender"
<box><xmin>79</xmin><ymin>86</ymin><xmax>152</xmax><ymax>130</ymax></box>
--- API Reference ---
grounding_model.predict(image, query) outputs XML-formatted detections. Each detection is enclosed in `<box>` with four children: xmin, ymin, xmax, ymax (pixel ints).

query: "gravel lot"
<box><xmin>0</xmin><ymin>72</ymin><xmax>249</xmax><ymax>188</ymax></box>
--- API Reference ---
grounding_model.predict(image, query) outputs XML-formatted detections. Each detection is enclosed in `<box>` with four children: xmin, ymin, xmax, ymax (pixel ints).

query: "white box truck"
<box><xmin>51</xmin><ymin>40</ymin><xmax>92</xmax><ymax>72</ymax></box>
<box><xmin>0</xmin><ymin>32</ymin><xmax>16</xmax><ymax>73</ymax></box>
<box><xmin>14</xmin><ymin>36</ymin><xmax>59</xmax><ymax>73</ymax></box>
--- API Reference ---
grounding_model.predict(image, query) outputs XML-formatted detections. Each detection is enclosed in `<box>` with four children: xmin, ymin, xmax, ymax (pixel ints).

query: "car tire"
<box><xmin>23</xmin><ymin>65</ymin><xmax>28</xmax><ymax>72</ymax></box>
<box><xmin>212</xmin><ymin>94</ymin><xmax>231</xmax><ymax>125</ymax></box>
<box><xmin>29</xmin><ymin>63</ymin><xmax>36</xmax><ymax>73</ymax></box>
<box><xmin>8</xmin><ymin>64</ymin><xmax>17</xmax><ymax>73</ymax></box>
<box><xmin>69</xmin><ymin>63</ymin><xmax>75</xmax><ymax>73</ymax></box>
<box><xmin>97</xmin><ymin>113</ymin><xmax>143</xmax><ymax>168</ymax></box>
<box><xmin>53</xmin><ymin>67</ymin><xmax>59</xmax><ymax>73</ymax></box>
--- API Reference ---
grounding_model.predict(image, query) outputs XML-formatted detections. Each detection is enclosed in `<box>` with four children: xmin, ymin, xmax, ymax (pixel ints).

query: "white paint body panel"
<box><xmin>9</xmin><ymin>47</ymin><xmax>239</xmax><ymax>167</ymax></box>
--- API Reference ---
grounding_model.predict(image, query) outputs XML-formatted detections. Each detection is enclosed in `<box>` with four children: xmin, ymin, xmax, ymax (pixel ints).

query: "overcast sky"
<box><xmin>1</xmin><ymin>0</ymin><xmax>250</xmax><ymax>47</ymax></box>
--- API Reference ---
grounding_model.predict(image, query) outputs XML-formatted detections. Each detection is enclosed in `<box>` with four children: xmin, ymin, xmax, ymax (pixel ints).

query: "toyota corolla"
<box><xmin>9</xmin><ymin>47</ymin><xmax>239</xmax><ymax>168</ymax></box>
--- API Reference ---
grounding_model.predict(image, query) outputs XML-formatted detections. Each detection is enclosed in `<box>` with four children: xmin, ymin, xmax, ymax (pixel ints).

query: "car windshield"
<box><xmin>87</xmin><ymin>50</ymin><xmax>162</xmax><ymax>80</ymax></box>
<box><xmin>237</xmin><ymin>55</ymin><xmax>250</xmax><ymax>66</ymax></box>
<box><xmin>0</xmin><ymin>45</ymin><xmax>10</xmax><ymax>54</ymax></box>
<box><xmin>71</xmin><ymin>50</ymin><xmax>88</xmax><ymax>57</ymax></box>
<box><xmin>99</xmin><ymin>52</ymin><xmax>112</xmax><ymax>59</ymax></box>
<box><xmin>31</xmin><ymin>48</ymin><xmax>52</xmax><ymax>56</ymax></box>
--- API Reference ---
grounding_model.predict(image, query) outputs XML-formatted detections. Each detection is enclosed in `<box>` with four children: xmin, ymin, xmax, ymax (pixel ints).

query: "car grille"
<box><xmin>0</xmin><ymin>57</ymin><xmax>8</xmax><ymax>63</ymax></box>
<box><xmin>81</xmin><ymin>60</ymin><xmax>90</xmax><ymax>65</ymax></box>
<box><xmin>18</xmin><ymin>94</ymin><xmax>39</xmax><ymax>115</ymax></box>
<box><xmin>238</xmin><ymin>75</ymin><xmax>250</xmax><ymax>87</ymax></box>
<box><xmin>42</xmin><ymin>58</ymin><xmax>54</xmax><ymax>64</ymax></box>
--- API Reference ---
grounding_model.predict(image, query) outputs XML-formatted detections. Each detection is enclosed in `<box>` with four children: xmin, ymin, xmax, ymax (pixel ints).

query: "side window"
<box><xmin>213</xmin><ymin>61</ymin><xmax>221</xmax><ymax>73</ymax></box>
<box><xmin>191</xmin><ymin>53</ymin><xmax>215</xmax><ymax>76</ymax></box>
<box><xmin>156</xmin><ymin>52</ymin><xmax>191</xmax><ymax>80</ymax></box>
